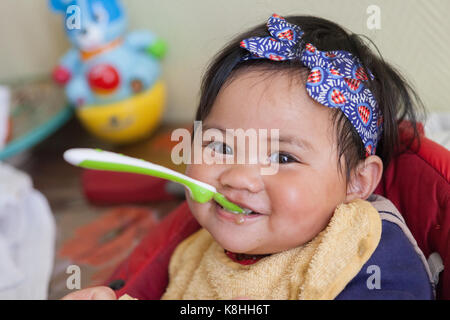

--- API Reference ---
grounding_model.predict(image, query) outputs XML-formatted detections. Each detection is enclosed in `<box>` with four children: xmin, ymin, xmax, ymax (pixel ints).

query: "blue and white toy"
<box><xmin>49</xmin><ymin>0</ymin><xmax>167</xmax><ymax>143</ymax></box>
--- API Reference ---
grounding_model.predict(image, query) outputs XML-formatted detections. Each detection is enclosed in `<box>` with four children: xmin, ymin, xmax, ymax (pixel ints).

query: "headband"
<box><xmin>240</xmin><ymin>14</ymin><xmax>383</xmax><ymax>157</ymax></box>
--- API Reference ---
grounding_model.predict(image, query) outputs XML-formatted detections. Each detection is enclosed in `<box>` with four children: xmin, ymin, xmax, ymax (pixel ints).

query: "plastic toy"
<box><xmin>63</xmin><ymin>148</ymin><xmax>251</xmax><ymax>215</ymax></box>
<box><xmin>49</xmin><ymin>0</ymin><xmax>167</xmax><ymax>143</ymax></box>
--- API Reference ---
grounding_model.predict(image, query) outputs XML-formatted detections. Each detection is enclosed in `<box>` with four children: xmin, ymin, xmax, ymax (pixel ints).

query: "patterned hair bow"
<box><xmin>240</xmin><ymin>14</ymin><xmax>383</xmax><ymax>157</ymax></box>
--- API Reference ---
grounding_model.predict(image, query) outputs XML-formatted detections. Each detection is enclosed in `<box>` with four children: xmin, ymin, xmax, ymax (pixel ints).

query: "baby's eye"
<box><xmin>205</xmin><ymin>141</ymin><xmax>233</xmax><ymax>155</ymax></box>
<box><xmin>269</xmin><ymin>152</ymin><xmax>298</xmax><ymax>164</ymax></box>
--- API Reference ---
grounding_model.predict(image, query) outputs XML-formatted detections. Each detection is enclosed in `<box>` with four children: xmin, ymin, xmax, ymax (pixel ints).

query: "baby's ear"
<box><xmin>345</xmin><ymin>155</ymin><xmax>383</xmax><ymax>202</ymax></box>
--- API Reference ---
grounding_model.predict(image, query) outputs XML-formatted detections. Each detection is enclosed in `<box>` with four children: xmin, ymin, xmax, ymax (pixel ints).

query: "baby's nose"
<box><xmin>218</xmin><ymin>164</ymin><xmax>264</xmax><ymax>194</ymax></box>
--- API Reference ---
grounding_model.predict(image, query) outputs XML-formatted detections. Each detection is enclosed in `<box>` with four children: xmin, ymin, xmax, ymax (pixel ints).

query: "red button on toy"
<box><xmin>88</xmin><ymin>64</ymin><xmax>120</xmax><ymax>95</ymax></box>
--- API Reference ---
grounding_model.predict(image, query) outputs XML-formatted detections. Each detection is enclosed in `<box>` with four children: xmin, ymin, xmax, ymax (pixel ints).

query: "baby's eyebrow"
<box><xmin>278</xmin><ymin>135</ymin><xmax>315</xmax><ymax>152</ymax></box>
<box><xmin>202</xmin><ymin>124</ymin><xmax>315</xmax><ymax>152</ymax></box>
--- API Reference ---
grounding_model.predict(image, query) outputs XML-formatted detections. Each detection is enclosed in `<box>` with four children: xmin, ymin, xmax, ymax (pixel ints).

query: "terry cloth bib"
<box><xmin>162</xmin><ymin>199</ymin><xmax>382</xmax><ymax>300</ymax></box>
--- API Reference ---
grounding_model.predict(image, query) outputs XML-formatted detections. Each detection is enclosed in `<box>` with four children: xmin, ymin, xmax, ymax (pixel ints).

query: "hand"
<box><xmin>61</xmin><ymin>286</ymin><xmax>117</xmax><ymax>300</ymax></box>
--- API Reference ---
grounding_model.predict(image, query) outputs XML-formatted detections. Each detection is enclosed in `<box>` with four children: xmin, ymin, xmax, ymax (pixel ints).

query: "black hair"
<box><xmin>195</xmin><ymin>15</ymin><xmax>426</xmax><ymax>184</ymax></box>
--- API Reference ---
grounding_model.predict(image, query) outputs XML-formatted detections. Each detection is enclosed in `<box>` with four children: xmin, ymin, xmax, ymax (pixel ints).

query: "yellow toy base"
<box><xmin>76</xmin><ymin>81</ymin><xmax>166</xmax><ymax>144</ymax></box>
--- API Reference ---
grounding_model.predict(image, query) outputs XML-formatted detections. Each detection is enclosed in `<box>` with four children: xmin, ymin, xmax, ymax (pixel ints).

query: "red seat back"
<box><xmin>374</xmin><ymin>123</ymin><xmax>450</xmax><ymax>299</ymax></box>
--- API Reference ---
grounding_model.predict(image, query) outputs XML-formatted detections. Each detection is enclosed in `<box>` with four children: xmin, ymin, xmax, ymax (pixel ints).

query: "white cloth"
<box><xmin>0</xmin><ymin>162</ymin><xmax>55</xmax><ymax>300</ymax></box>
<box><xmin>424</xmin><ymin>112</ymin><xmax>450</xmax><ymax>150</ymax></box>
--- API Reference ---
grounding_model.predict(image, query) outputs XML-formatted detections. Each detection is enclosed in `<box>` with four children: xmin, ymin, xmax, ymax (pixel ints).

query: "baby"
<box><xmin>159</xmin><ymin>14</ymin><xmax>434</xmax><ymax>300</ymax></box>
<box><xmin>64</xmin><ymin>14</ymin><xmax>433</xmax><ymax>300</ymax></box>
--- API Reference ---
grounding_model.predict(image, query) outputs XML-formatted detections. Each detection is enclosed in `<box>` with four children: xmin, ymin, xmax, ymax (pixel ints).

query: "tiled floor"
<box><xmin>8</xmin><ymin>117</ymin><xmax>185</xmax><ymax>299</ymax></box>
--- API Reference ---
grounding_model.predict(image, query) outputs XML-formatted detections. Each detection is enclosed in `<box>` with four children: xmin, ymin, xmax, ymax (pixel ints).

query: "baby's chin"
<box><xmin>210</xmin><ymin>225</ymin><xmax>316</xmax><ymax>255</ymax></box>
<box><xmin>210</xmin><ymin>230</ymin><xmax>273</xmax><ymax>255</ymax></box>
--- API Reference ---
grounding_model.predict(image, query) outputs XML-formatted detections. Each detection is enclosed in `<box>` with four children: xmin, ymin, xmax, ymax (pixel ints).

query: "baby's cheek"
<box><xmin>185</xmin><ymin>163</ymin><xmax>201</xmax><ymax>180</ymax></box>
<box><xmin>267</xmin><ymin>171</ymin><xmax>319</xmax><ymax>214</ymax></box>
<box><xmin>266</xmin><ymin>171</ymin><xmax>333</xmax><ymax>239</ymax></box>
<box><xmin>185</xmin><ymin>163</ymin><xmax>216</xmax><ymax>187</ymax></box>
<box><xmin>322</xmin><ymin>168</ymin><xmax>347</xmax><ymax>204</ymax></box>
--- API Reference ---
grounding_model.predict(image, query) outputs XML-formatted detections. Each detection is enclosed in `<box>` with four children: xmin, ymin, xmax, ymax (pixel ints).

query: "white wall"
<box><xmin>1</xmin><ymin>0</ymin><xmax>449</xmax><ymax>122</ymax></box>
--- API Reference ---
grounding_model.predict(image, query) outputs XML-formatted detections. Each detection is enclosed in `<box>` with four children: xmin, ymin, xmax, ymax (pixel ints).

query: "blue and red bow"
<box><xmin>240</xmin><ymin>14</ymin><xmax>383</xmax><ymax>157</ymax></box>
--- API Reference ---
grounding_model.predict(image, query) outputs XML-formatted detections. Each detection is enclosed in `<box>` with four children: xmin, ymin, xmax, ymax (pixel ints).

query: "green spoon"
<box><xmin>63</xmin><ymin>148</ymin><xmax>250</xmax><ymax>214</ymax></box>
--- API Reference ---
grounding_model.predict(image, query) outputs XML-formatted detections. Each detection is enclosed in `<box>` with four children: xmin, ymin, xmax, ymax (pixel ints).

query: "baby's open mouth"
<box><xmin>215</xmin><ymin>201</ymin><xmax>262</xmax><ymax>216</ymax></box>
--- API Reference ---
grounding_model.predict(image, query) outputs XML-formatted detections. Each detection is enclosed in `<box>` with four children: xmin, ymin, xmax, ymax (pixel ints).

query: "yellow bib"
<box><xmin>162</xmin><ymin>199</ymin><xmax>381</xmax><ymax>300</ymax></box>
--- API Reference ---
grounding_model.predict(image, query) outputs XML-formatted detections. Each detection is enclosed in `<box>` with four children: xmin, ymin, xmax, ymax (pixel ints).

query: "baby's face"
<box><xmin>185</xmin><ymin>70</ymin><xmax>348</xmax><ymax>254</ymax></box>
